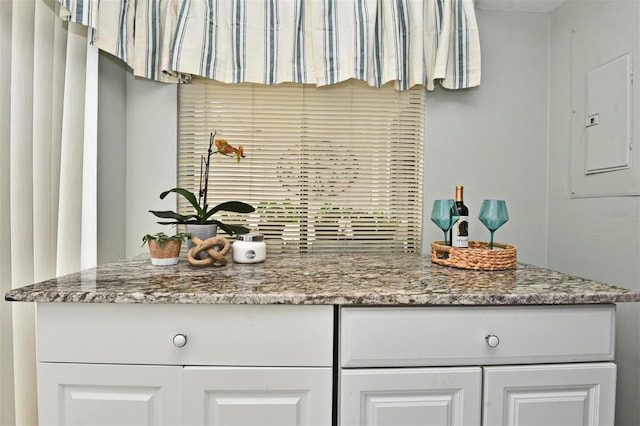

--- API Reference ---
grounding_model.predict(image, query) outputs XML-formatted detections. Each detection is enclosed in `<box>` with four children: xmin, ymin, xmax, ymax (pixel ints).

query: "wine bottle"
<box><xmin>451</xmin><ymin>185</ymin><xmax>469</xmax><ymax>248</ymax></box>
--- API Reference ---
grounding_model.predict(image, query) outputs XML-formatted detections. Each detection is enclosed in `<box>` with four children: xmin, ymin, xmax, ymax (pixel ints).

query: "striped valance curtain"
<box><xmin>57</xmin><ymin>0</ymin><xmax>481</xmax><ymax>90</ymax></box>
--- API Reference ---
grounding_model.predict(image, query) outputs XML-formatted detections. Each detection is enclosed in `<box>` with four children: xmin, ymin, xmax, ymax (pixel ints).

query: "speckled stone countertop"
<box><xmin>5</xmin><ymin>254</ymin><xmax>640</xmax><ymax>305</ymax></box>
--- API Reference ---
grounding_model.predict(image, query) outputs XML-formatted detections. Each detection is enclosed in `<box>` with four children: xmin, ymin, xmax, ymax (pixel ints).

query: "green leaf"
<box><xmin>159</xmin><ymin>188</ymin><xmax>206</xmax><ymax>218</ymax></box>
<box><xmin>141</xmin><ymin>231</ymin><xmax>191</xmax><ymax>247</ymax></box>
<box><xmin>205</xmin><ymin>201</ymin><xmax>255</xmax><ymax>220</ymax></box>
<box><xmin>152</xmin><ymin>189</ymin><xmax>253</xmax><ymax>228</ymax></box>
<box><xmin>217</xmin><ymin>222</ymin><xmax>251</xmax><ymax>236</ymax></box>
<box><xmin>149</xmin><ymin>210</ymin><xmax>199</xmax><ymax>223</ymax></box>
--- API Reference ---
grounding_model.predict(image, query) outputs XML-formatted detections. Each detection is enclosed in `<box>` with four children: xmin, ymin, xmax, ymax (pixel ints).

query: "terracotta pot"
<box><xmin>148</xmin><ymin>240</ymin><xmax>182</xmax><ymax>265</ymax></box>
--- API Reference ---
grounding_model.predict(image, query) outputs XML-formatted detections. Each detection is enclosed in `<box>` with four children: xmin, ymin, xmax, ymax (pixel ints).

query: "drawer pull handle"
<box><xmin>173</xmin><ymin>333</ymin><xmax>188</xmax><ymax>348</ymax></box>
<box><xmin>485</xmin><ymin>334</ymin><xmax>500</xmax><ymax>348</ymax></box>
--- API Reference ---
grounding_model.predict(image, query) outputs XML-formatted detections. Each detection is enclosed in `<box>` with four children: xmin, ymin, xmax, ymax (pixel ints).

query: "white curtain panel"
<box><xmin>57</xmin><ymin>0</ymin><xmax>481</xmax><ymax>90</ymax></box>
<box><xmin>0</xmin><ymin>0</ymin><xmax>97</xmax><ymax>424</ymax></box>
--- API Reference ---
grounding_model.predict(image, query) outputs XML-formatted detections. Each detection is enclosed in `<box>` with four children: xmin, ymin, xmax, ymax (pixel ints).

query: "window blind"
<box><xmin>178</xmin><ymin>79</ymin><xmax>424</xmax><ymax>254</ymax></box>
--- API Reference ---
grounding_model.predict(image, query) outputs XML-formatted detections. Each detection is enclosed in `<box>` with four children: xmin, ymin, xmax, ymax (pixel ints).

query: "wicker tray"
<box><xmin>431</xmin><ymin>241</ymin><xmax>517</xmax><ymax>271</ymax></box>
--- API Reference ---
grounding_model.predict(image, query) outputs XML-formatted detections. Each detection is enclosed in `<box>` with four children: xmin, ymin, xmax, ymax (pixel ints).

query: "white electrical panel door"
<box><xmin>585</xmin><ymin>53</ymin><xmax>632</xmax><ymax>174</ymax></box>
<box><xmin>569</xmin><ymin>0</ymin><xmax>639</xmax><ymax>197</ymax></box>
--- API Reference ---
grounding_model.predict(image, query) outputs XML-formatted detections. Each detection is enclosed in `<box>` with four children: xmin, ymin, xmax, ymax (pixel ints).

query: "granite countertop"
<box><xmin>5</xmin><ymin>253</ymin><xmax>640</xmax><ymax>305</ymax></box>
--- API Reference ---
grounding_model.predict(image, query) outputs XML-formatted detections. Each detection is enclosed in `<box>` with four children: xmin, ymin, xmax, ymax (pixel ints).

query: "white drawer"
<box><xmin>37</xmin><ymin>303</ymin><xmax>333</xmax><ymax>367</ymax></box>
<box><xmin>340</xmin><ymin>305</ymin><xmax>615</xmax><ymax>367</ymax></box>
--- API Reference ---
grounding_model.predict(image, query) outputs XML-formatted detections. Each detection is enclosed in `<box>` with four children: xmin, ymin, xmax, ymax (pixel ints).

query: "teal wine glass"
<box><xmin>478</xmin><ymin>200</ymin><xmax>509</xmax><ymax>249</ymax></box>
<box><xmin>431</xmin><ymin>199</ymin><xmax>459</xmax><ymax>245</ymax></box>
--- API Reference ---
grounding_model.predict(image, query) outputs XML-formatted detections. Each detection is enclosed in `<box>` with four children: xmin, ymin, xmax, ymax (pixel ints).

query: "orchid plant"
<box><xmin>149</xmin><ymin>131</ymin><xmax>255</xmax><ymax>236</ymax></box>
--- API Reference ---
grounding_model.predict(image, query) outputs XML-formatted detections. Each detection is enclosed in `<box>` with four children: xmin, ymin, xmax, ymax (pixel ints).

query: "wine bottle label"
<box><xmin>452</xmin><ymin>216</ymin><xmax>469</xmax><ymax>248</ymax></box>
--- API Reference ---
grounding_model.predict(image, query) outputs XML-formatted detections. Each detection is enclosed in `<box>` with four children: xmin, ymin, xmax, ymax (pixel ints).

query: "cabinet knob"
<box><xmin>485</xmin><ymin>334</ymin><xmax>500</xmax><ymax>348</ymax></box>
<box><xmin>173</xmin><ymin>333</ymin><xmax>188</xmax><ymax>348</ymax></box>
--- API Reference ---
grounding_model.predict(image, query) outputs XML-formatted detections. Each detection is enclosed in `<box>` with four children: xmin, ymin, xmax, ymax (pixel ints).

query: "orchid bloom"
<box><xmin>215</xmin><ymin>138</ymin><xmax>245</xmax><ymax>162</ymax></box>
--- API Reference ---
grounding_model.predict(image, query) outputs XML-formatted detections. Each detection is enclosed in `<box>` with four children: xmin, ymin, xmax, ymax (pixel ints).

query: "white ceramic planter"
<box><xmin>150</xmin><ymin>256</ymin><xmax>180</xmax><ymax>266</ymax></box>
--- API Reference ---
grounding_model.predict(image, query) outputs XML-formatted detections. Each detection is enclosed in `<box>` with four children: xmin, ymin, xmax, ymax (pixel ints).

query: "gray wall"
<box><xmin>97</xmin><ymin>52</ymin><xmax>127</xmax><ymax>264</ymax></box>
<box><xmin>98</xmin><ymin>2</ymin><xmax>640</xmax><ymax>423</ymax></box>
<box><xmin>106</xmin><ymin>10</ymin><xmax>551</xmax><ymax>266</ymax></box>
<box><xmin>123</xmin><ymin>72</ymin><xmax>178</xmax><ymax>258</ymax></box>
<box><xmin>422</xmin><ymin>8</ymin><xmax>549</xmax><ymax>266</ymax></box>
<box><xmin>97</xmin><ymin>53</ymin><xmax>177</xmax><ymax>262</ymax></box>
<box><xmin>548</xmin><ymin>1</ymin><xmax>640</xmax><ymax>425</ymax></box>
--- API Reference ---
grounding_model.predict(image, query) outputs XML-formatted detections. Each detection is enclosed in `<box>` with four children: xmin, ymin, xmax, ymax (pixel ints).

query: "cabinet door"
<box><xmin>182</xmin><ymin>366</ymin><xmax>333</xmax><ymax>426</ymax></box>
<box><xmin>483</xmin><ymin>362</ymin><xmax>616</xmax><ymax>426</ymax></box>
<box><xmin>340</xmin><ymin>367</ymin><xmax>482</xmax><ymax>426</ymax></box>
<box><xmin>38</xmin><ymin>362</ymin><xmax>181</xmax><ymax>426</ymax></box>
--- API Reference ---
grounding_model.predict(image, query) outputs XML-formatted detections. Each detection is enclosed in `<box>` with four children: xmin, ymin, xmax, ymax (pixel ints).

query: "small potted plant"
<box><xmin>149</xmin><ymin>131</ymin><xmax>255</xmax><ymax>245</ymax></box>
<box><xmin>142</xmin><ymin>232</ymin><xmax>191</xmax><ymax>265</ymax></box>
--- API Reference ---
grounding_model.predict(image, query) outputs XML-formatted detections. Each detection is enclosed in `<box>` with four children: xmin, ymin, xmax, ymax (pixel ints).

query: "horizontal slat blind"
<box><xmin>178</xmin><ymin>79</ymin><xmax>424</xmax><ymax>254</ymax></box>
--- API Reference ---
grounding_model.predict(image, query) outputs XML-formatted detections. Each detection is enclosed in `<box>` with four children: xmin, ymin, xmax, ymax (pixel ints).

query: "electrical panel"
<box><xmin>569</xmin><ymin>1</ymin><xmax>638</xmax><ymax>198</ymax></box>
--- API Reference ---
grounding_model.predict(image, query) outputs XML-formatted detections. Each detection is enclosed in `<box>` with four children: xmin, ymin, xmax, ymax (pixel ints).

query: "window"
<box><xmin>178</xmin><ymin>78</ymin><xmax>424</xmax><ymax>254</ymax></box>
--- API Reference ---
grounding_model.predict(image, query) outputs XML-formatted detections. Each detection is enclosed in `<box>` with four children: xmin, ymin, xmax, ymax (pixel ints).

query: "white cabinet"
<box><xmin>483</xmin><ymin>363</ymin><xmax>616</xmax><ymax>426</ymax></box>
<box><xmin>35</xmin><ymin>302</ymin><xmax>620</xmax><ymax>425</ymax></box>
<box><xmin>340</xmin><ymin>305</ymin><xmax>615</xmax><ymax>367</ymax></box>
<box><xmin>39</xmin><ymin>363</ymin><xmax>333</xmax><ymax>426</ymax></box>
<box><xmin>339</xmin><ymin>305</ymin><xmax>617</xmax><ymax>426</ymax></box>
<box><xmin>36</xmin><ymin>303</ymin><xmax>334</xmax><ymax>426</ymax></box>
<box><xmin>341</xmin><ymin>367</ymin><xmax>481</xmax><ymax>426</ymax></box>
<box><xmin>183</xmin><ymin>367</ymin><xmax>332</xmax><ymax>425</ymax></box>
<box><xmin>38</xmin><ymin>363</ymin><xmax>181</xmax><ymax>426</ymax></box>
